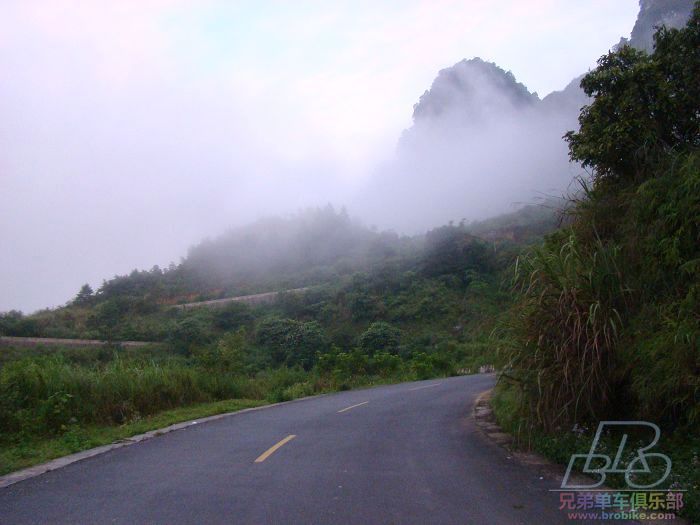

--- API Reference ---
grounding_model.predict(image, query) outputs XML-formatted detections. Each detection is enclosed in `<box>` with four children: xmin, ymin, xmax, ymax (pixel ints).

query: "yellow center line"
<box><xmin>254</xmin><ymin>434</ymin><xmax>296</xmax><ymax>463</ymax></box>
<box><xmin>408</xmin><ymin>382</ymin><xmax>443</xmax><ymax>391</ymax></box>
<box><xmin>337</xmin><ymin>401</ymin><xmax>369</xmax><ymax>413</ymax></box>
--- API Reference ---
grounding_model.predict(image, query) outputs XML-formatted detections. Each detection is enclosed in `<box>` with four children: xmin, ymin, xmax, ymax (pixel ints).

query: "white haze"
<box><xmin>0</xmin><ymin>1</ymin><xmax>640</xmax><ymax>312</ymax></box>
<box><xmin>354</xmin><ymin>60</ymin><xmax>583</xmax><ymax>232</ymax></box>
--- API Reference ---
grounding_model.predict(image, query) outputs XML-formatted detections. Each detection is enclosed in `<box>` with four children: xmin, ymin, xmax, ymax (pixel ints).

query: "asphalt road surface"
<box><xmin>0</xmin><ymin>375</ymin><xmax>578</xmax><ymax>524</ymax></box>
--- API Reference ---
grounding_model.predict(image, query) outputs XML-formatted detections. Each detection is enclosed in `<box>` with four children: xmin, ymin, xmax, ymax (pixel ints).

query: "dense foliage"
<box><xmin>506</xmin><ymin>5</ymin><xmax>700</xmax><ymax>432</ymax></box>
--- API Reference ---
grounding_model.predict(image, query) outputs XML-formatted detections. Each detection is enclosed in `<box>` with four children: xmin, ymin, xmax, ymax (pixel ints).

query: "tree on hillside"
<box><xmin>422</xmin><ymin>225</ymin><xmax>493</xmax><ymax>280</ymax></box>
<box><xmin>256</xmin><ymin>317</ymin><xmax>330</xmax><ymax>370</ymax></box>
<box><xmin>565</xmin><ymin>3</ymin><xmax>700</xmax><ymax>185</ymax></box>
<box><xmin>0</xmin><ymin>310</ymin><xmax>39</xmax><ymax>337</ymax></box>
<box><xmin>168</xmin><ymin>317</ymin><xmax>212</xmax><ymax>353</ymax></box>
<box><xmin>73</xmin><ymin>283</ymin><xmax>94</xmax><ymax>305</ymax></box>
<box><xmin>285</xmin><ymin>321</ymin><xmax>330</xmax><ymax>370</ymax></box>
<box><xmin>358</xmin><ymin>321</ymin><xmax>401</xmax><ymax>356</ymax></box>
<box><xmin>194</xmin><ymin>328</ymin><xmax>247</xmax><ymax>373</ymax></box>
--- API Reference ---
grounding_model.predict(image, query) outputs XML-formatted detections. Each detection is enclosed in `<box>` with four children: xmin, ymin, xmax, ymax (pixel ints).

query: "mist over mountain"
<box><xmin>0</xmin><ymin>2</ymin><xmax>687</xmax><ymax>313</ymax></box>
<box><xmin>546</xmin><ymin>0</ymin><xmax>696</xmax><ymax>112</ymax></box>
<box><xmin>407</xmin><ymin>58</ymin><xmax>538</xmax><ymax>129</ymax></box>
<box><xmin>355</xmin><ymin>0</ymin><xmax>695</xmax><ymax>234</ymax></box>
<box><xmin>625</xmin><ymin>0</ymin><xmax>696</xmax><ymax>51</ymax></box>
<box><xmin>96</xmin><ymin>0</ymin><xmax>695</xmax><ymax>305</ymax></box>
<box><xmin>180</xmin><ymin>206</ymin><xmax>407</xmax><ymax>296</ymax></box>
<box><xmin>535</xmin><ymin>0</ymin><xmax>696</xmax><ymax>121</ymax></box>
<box><xmin>356</xmin><ymin>58</ymin><xmax>576</xmax><ymax>233</ymax></box>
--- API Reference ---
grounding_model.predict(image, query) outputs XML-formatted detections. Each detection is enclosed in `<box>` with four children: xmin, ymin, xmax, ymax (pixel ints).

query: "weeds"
<box><xmin>507</xmin><ymin>232</ymin><xmax>630</xmax><ymax>430</ymax></box>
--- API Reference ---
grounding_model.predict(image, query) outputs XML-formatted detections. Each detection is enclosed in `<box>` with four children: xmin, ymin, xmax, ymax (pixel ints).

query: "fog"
<box><xmin>0</xmin><ymin>1</ymin><xmax>641</xmax><ymax>312</ymax></box>
<box><xmin>354</xmin><ymin>58</ymin><xmax>585</xmax><ymax>232</ymax></box>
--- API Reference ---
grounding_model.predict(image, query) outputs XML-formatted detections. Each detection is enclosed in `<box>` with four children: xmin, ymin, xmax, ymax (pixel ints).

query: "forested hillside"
<box><xmin>495</xmin><ymin>6</ymin><xmax>699</xmax><ymax>520</ymax></box>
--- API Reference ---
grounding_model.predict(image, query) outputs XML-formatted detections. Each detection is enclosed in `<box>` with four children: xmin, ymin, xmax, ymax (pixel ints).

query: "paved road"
<box><xmin>0</xmin><ymin>375</ymin><xmax>575</xmax><ymax>524</ymax></box>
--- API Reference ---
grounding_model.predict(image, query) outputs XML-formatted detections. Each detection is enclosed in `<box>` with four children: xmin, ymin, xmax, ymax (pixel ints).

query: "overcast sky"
<box><xmin>0</xmin><ymin>0</ymin><xmax>640</xmax><ymax>313</ymax></box>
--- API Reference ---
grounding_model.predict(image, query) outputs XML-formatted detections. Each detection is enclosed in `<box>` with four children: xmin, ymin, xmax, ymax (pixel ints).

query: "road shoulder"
<box><xmin>473</xmin><ymin>389</ymin><xmax>688</xmax><ymax>525</ymax></box>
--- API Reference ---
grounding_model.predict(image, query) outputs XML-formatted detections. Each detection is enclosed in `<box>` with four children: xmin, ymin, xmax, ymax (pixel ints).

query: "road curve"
<box><xmin>0</xmin><ymin>375</ymin><xmax>573</xmax><ymax>524</ymax></box>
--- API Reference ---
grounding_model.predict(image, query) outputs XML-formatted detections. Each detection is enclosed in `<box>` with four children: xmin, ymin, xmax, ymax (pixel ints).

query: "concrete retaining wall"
<box><xmin>0</xmin><ymin>336</ymin><xmax>153</xmax><ymax>348</ymax></box>
<box><xmin>173</xmin><ymin>287</ymin><xmax>309</xmax><ymax>310</ymax></box>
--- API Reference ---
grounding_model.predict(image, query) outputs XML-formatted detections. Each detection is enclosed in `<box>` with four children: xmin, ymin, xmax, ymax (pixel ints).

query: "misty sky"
<box><xmin>0</xmin><ymin>1</ymin><xmax>640</xmax><ymax>313</ymax></box>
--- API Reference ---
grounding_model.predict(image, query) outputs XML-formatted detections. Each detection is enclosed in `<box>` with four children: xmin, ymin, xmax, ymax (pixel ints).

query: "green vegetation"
<box><xmin>496</xmin><ymin>7</ymin><xmax>699</xmax><ymax>521</ymax></box>
<box><xmin>503</xmin><ymin>4</ymin><xmax>700</xmax><ymax>430</ymax></box>
<box><xmin>1</xmin><ymin>207</ymin><xmax>543</xmax><ymax>474</ymax></box>
<box><xmin>2</xmin><ymin>10</ymin><xmax>697</xmax><ymax>522</ymax></box>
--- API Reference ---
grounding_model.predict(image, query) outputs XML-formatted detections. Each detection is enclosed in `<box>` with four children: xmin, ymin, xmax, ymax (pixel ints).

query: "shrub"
<box><xmin>168</xmin><ymin>317</ymin><xmax>212</xmax><ymax>354</ymax></box>
<box><xmin>358</xmin><ymin>321</ymin><xmax>401</xmax><ymax>356</ymax></box>
<box><xmin>193</xmin><ymin>328</ymin><xmax>247</xmax><ymax>373</ymax></box>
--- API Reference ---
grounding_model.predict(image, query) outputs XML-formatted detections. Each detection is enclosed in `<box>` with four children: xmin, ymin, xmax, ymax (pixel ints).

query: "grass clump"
<box><xmin>508</xmin><ymin>232</ymin><xmax>629</xmax><ymax>430</ymax></box>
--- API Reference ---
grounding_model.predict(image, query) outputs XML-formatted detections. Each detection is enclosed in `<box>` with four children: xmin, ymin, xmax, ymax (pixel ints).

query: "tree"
<box><xmin>195</xmin><ymin>328</ymin><xmax>247</xmax><ymax>373</ymax></box>
<box><xmin>285</xmin><ymin>321</ymin><xmax>330</xmax><ymax>370</ymax></box>
<box><xmin>256</xmin><ymin>317</ymin><xmax>300</xmax><ymax>366</ymax></box>
<box><xmin>422</xmin><ymin>225</ymin><xmax>492</xmax><ymax>280</ymax></box>
<box><xmin>565</xmin><ymin>4</ymin><xmax>700</xmax><ymax>185</ymax></box>
<box><xmin>86</xmin><ymin>298</ymin><xmax>130</xmax><ymax>340</ymax></box>
<box><xmin>256</xmin><ymin>317</ymin><xmax>330</xmax><ymax>370</ymax></box>
<box><xmin>0</xmin><ymin>310</ymin><xmax>38</xmax><ymax>337</ymax></box>
<box><xmin>73</xmin><ymin>283</ymin><xmax>94</xmax><ymax>305</ymax></box>
<box><xmin>358</xmin><ymin>321</ymin><xmax>401</xmax><ymax>356</ymax></box>
<box><xmin>168</xmin><ymin>317</ymin><xmax>211</xmax><ymax>354</ymax></box>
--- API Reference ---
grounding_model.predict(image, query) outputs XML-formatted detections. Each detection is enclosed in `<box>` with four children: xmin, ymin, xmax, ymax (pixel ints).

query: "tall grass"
<box><xmin>0</xmin><ymin>344</ymin><xmax>471</xmax><ymax>442</ymax></box>
<box><xmin>501</xmin><ymin>152</ymin><xmax>699</xmax><ymax>432</ymax></box>
<box><xmin>0</xmin><ymin>357</ymin><xmax>258</xmax><ymax>436</ymax></box>
<box><xmin>507</xmin><ymin>231</ymin><xmax>630</xmax><ymax>430</ymax></box>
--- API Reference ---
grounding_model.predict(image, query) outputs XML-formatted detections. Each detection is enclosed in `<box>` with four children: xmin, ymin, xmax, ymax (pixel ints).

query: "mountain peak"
<box><xmin>411</xmin><ymin>58</ymin><xmax>538</xmax><ymax>124</ymax></box>
<box><xmin>623</xmin><ymin>0</ymin><xmax>696</xmax><ymax>52</ymax></box>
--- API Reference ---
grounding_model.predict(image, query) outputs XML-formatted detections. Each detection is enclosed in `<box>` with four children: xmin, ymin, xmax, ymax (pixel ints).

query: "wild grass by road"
<box><xmin>0</xmin><ymin>398</ymin><xmax>267</xmax><ymax>476</ymax></box>
<box><xmin>491</xmin><ymin>384</ymin><xmax>700</xmax><ymax>523</ymax></box>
